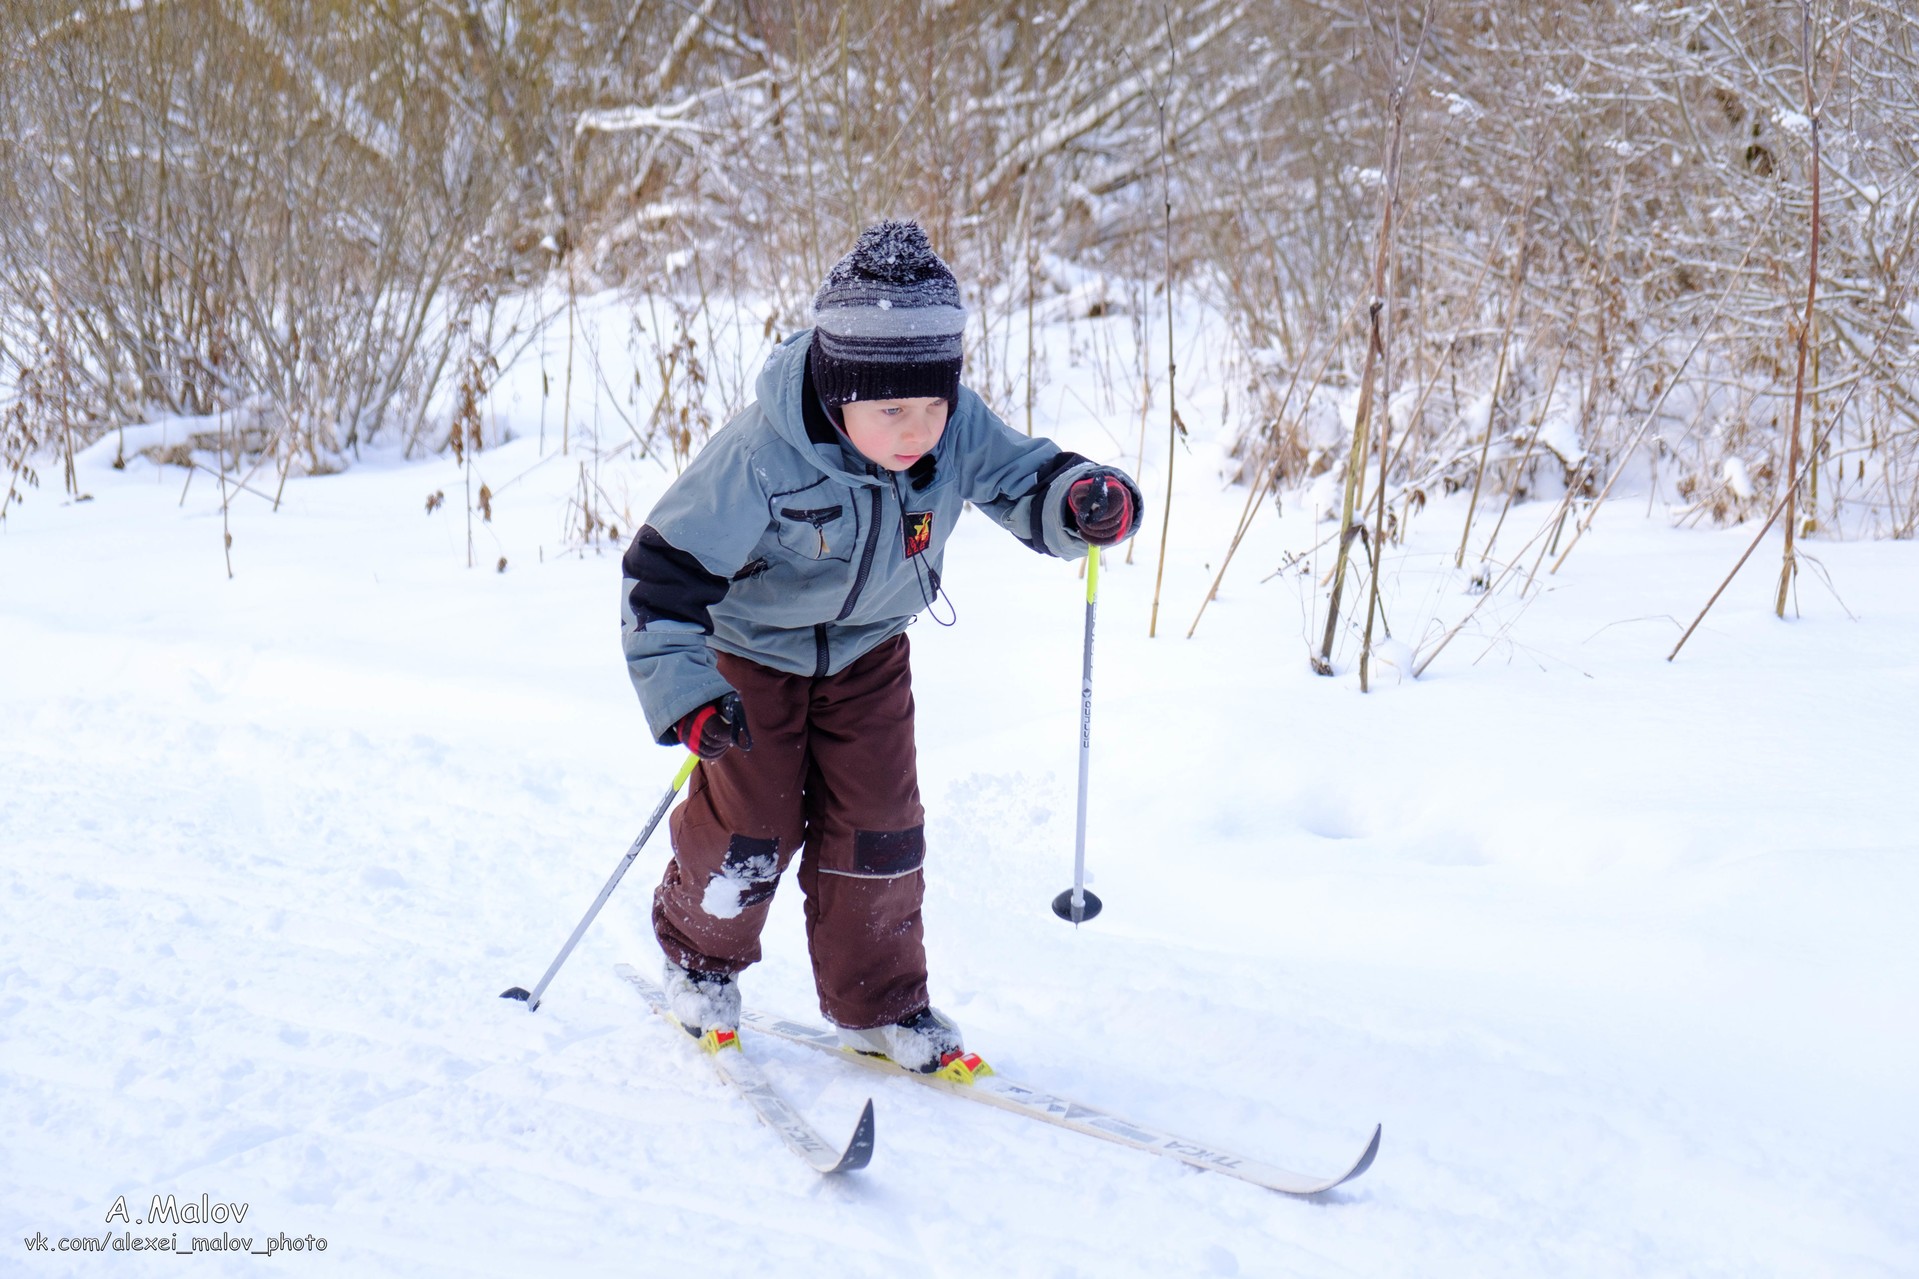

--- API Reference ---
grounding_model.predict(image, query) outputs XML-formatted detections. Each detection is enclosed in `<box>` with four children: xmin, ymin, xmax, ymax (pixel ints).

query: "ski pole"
<box><xmin>503</xmin><ymin>752</ymin><xmax>699</xmax><ymax>1011</ymax></box>
<box><xmin>1052</xmin><ymin>543</ymin><xmax>1104</xmax><ymax>925</ymax></box>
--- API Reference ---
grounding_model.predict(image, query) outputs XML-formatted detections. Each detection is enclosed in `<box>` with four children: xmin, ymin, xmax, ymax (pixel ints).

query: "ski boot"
<box><xmin>837</xmin><ymin>1006</ymin><xmax>966</xmax><ymax>1074</ymax></box>
<box><xmin>662</xmin><ymin>958</ymin><xmax>740</xmax><ymax>1039</ymax></box>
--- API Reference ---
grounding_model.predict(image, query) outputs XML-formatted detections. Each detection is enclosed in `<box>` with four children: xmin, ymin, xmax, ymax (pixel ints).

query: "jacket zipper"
<box><xmin>814</xmin><ymin>485</ymin><xmax>883</xmax><ymax>678</ymax></box>
<box><xmin>835</xmin><ymin>486</ymin><xmax>885</xmax><ymax>622</ymax></box>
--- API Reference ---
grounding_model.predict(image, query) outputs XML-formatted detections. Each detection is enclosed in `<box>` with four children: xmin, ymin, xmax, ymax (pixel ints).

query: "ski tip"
<box><xmin>1330</xmin><ymin>1124</ymin><xmax>1382</xmax><ymax>1191</ymax></box>
<box><xmin>832</xmin><ymin>1099</ymin><xmax>877</xmax><ymax>1174</ymax></box>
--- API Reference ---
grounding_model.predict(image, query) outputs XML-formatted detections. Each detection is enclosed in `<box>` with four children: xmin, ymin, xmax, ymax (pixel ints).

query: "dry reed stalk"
<box><xmin>217</xmin><ymin>407</ymin><xmax>234</xmax><ymax>578</ymax></box>
<box><xmin>1776</xmin><ymin>4</ymin><xmax>1821</xmax><ymax>618</ymax></box>
<box><xmin>538</xmin><ymin>287</ymin><xmax>551</xmax><ymax>456</ymax></box>
<box><xmin>1412</xmin><ymin>493</ymin><xmax>1568</xmax><ymax>679</ymax></box>
<box><xmin>1148</xmin><ymin>11</ymin><xmax>1180</xmax><ymax>640</ymax></box>
<box><xmin>1547</xmin><ymin>219</ymin><xmax>1769</xmax><ymax>576</ymax></box>
<box><xmin>1185</xmin><ymin>305</ymin><xmax>1348</xmax><ymax>641</ymax></box>
<box><xmin>562</xmin><ymin>260</ymin><xmax>577</xmax><ymax>459</ymax></box>
<box><xmin>1314</xmin><ymin>306</ymin><xmax>1381</xmax><ymax>675</ymax></box>
<box><xmin>1452</xmin><ymin>190</ymin><xmax>1535</xmax><ymax>569</ymax></box>
<box><xmin>1358</xmin><ymin>289</ymin><xmax>1395</xmax><ymax>691</ymax></box>
<box><xmin>1478</xmin><ymin>306</ymin><xmax>1582</xmax><ymax>562</ymax></box>
<box><xmin>1378</xmin><ymin>209</ymin><xmax>1522</xmax><ymax>483</ymax></box>
<box><xmin>1314</xmin><ymin>0</ymin><xmax>1429</xmax><ymax>675</ymax></box>
<box><xmin>1806</xmin><ymin>315</ymin><xmax>1823</xmax><ymax>520</ymax></box>
<box><xmin>1667</xmin><ymin>264</ymin><xmax>1912</xmax><ymax>661</ymax></box>
<box><xmin>188</xmin><ymin>460</ymin><xmax>278</xmax><ymax>507</ymax></box>
<box><xmin>46</xmin><ymin>228</ymin><xmax>78</xmax><ymax>500</ymax></box>
<box><xmin>1024</xmin><ymin>177</ymin><xmax>1037</xmax><ymax>437</ymax></box>
<box><xmin>1360</xmin><ymin>95</ymin><xmax>1421</xmax><ymax>693</ymax></box>
<box><xmin>1521</xmin><ymin>476</ymin><xmax>1587</xmax><ymax>597</ymax></box>
<box><xmin>270</xmin><ymin>414</ymin><xmax>294</xmax><ymax>513</ymax></box>
<box><xmin>1126</xmin><ymin>276</ymin><xmax>1151</xmax><ymax>567</ymax></box>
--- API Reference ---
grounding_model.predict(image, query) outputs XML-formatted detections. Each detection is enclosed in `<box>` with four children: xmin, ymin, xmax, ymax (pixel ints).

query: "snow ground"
<box><xmin>3</xmin><ymin>299</ymin><xmax>1916</xmax><ymax>1277</ymax></box>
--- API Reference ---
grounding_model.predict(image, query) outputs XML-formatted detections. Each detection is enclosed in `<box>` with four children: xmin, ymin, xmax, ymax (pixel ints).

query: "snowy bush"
<box><xmin>1</xmin><ymin>0</ymin><xmax>1914</xmax><ymax>541</ymax></box>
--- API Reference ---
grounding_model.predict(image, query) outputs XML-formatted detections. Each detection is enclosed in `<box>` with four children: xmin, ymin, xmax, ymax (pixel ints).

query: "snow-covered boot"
<box><xmin>662</xmin><ymin>958</ymin><xmax>740</xmax><ymax>1037</ymax></box>
<box><xmin>837</xmin><ymin>1006</ymin><xmax>963</xmax><ymax>1073</ymax></box>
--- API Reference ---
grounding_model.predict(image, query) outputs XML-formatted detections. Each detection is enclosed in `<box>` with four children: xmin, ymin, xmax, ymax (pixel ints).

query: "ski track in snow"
<box><xmin>4</xmin><ymin>300</ymin><xmax>1917</xmax><ymax>1277</ymax></box>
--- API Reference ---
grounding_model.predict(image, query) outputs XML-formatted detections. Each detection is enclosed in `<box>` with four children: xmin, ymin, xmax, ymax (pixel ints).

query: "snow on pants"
<box><xmin>652</xmin><ymin>633</ymin><xmax>928</xmax><ymax>1030</ymax></box>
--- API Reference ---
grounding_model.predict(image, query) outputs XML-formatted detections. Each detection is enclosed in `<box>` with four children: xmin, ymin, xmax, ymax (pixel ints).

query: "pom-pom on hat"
<box><xmin>811</xmin><ymin>219</ymin><xmax>966</xmax><ymax>409</ymax></box>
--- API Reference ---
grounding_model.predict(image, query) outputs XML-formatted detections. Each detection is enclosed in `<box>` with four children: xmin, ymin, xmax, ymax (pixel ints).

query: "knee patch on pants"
<box><xmin>704</xmin><ymin>834</ymin><xmax>783</xmax><ymax>917</ymax></box>
<box><xmin>823</xmin><ymin>825</ymin><xmax>925</xmax><ymax>879</ymax></box>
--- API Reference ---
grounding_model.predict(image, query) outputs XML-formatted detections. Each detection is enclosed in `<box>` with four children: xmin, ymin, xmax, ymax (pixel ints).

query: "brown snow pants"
<box><xmin>652</xmin><ymin>634</ymin><xmax>928</xmax><ymax>1030</ymax></box>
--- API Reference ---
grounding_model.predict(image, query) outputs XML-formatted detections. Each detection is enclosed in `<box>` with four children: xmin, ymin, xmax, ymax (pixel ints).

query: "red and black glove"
<box><xmin>1065</xmin><ymin>471</ymin><xmax>1138</xmax><ymax>546</ymax></box>
<box><xmin>675</xmin><ymin>692</ymin><xmax>753</xmax><ymax>760</ymax></box>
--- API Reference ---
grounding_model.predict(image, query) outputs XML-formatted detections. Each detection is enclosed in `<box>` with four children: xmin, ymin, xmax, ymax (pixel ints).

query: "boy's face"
<box><xmin>840</xmin><ymin>397</ymin><xmax>948</xmax><ymax>471</ymax></box>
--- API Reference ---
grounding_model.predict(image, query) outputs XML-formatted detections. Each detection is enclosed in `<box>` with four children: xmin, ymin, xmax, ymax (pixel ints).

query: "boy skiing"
<box><xmin>620</xmin><ymin>220</ymin><xmax>1141</xmax><ymax>1072</ymax></box>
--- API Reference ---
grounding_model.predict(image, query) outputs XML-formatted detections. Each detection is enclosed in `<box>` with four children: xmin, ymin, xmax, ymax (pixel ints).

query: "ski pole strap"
<box><xmin>1085</xmin><ymin>543</ymin><xmax>1100</xmax><ymax>604</ymax></box>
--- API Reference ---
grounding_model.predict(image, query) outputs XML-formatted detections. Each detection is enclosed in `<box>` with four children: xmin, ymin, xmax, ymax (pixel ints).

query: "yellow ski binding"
<box><xmin>698</xmin><ymin>1027</ymin><xmax>742</xmax><ymax>1055</ymax></box>
<box><xmin>935</xmin><ymin>1051</ymin><xmax>993</xmax><ymax>1085</ymax></box>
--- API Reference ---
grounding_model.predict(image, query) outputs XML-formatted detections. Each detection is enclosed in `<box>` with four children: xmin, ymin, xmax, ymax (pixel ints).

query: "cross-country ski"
<box><xmin>617</xmin><ymin>964</ymin><xmax>874</xmax><ymax>1176</ymax></box>
<box><xmin>733</xmin><ymin>1000</ymin><xmax>1380</xmax><ymax>1196</ymax></box>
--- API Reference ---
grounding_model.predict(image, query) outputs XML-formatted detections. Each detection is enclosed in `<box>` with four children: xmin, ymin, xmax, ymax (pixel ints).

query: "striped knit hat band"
<box><xmin>811</xmin><ymin>220</ymin><xmax>965</xmax><ymax>408</ymax></box>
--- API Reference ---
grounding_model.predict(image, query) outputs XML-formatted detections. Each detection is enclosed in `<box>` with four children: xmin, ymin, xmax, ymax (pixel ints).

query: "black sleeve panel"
<box><xmin>624</xmin><ymin>524</ymin><xmax>730</xmax><ymax>631</ymax></box>
<box><xmin>1023</xmin><ymin>450</ymin><xmax>1093</xmax><ymax>554</ymax></box>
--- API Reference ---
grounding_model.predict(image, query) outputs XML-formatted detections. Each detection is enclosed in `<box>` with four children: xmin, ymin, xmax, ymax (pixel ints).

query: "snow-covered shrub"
<box><xmin>0</xmin><ymin>0</ymin><xmax>509</xmax><ymax>470</ymax></box>
<box><xmin>2</xmin><ymin>0</ymin><xmax>1914</xmax><ymax>543</ymax></box>
<box><xmin>1211</xmin><ymin>1</ymin><xmax>1918</xmax><ymax>540</ymax></box>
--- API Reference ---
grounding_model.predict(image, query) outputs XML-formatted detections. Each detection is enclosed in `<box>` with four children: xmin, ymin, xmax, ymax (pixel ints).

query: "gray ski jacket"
<box><xmin>620</xmin><ymin>328</ymin><xmax>1132</xmax><ymax>744</ymax></box>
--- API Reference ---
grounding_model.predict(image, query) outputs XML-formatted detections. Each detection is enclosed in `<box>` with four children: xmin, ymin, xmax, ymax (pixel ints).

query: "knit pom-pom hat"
<box><xmin>810</xmin><ymin>219</ymin><xmax>965</xmax><ymax>409</ymax></box>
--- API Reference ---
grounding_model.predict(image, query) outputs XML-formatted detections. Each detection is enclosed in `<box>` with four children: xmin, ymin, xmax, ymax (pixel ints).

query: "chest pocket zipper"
<box><xmin>776</xmin><ymin>504</ymin><xmax>848</xmax><ymax>561</ymax></box>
